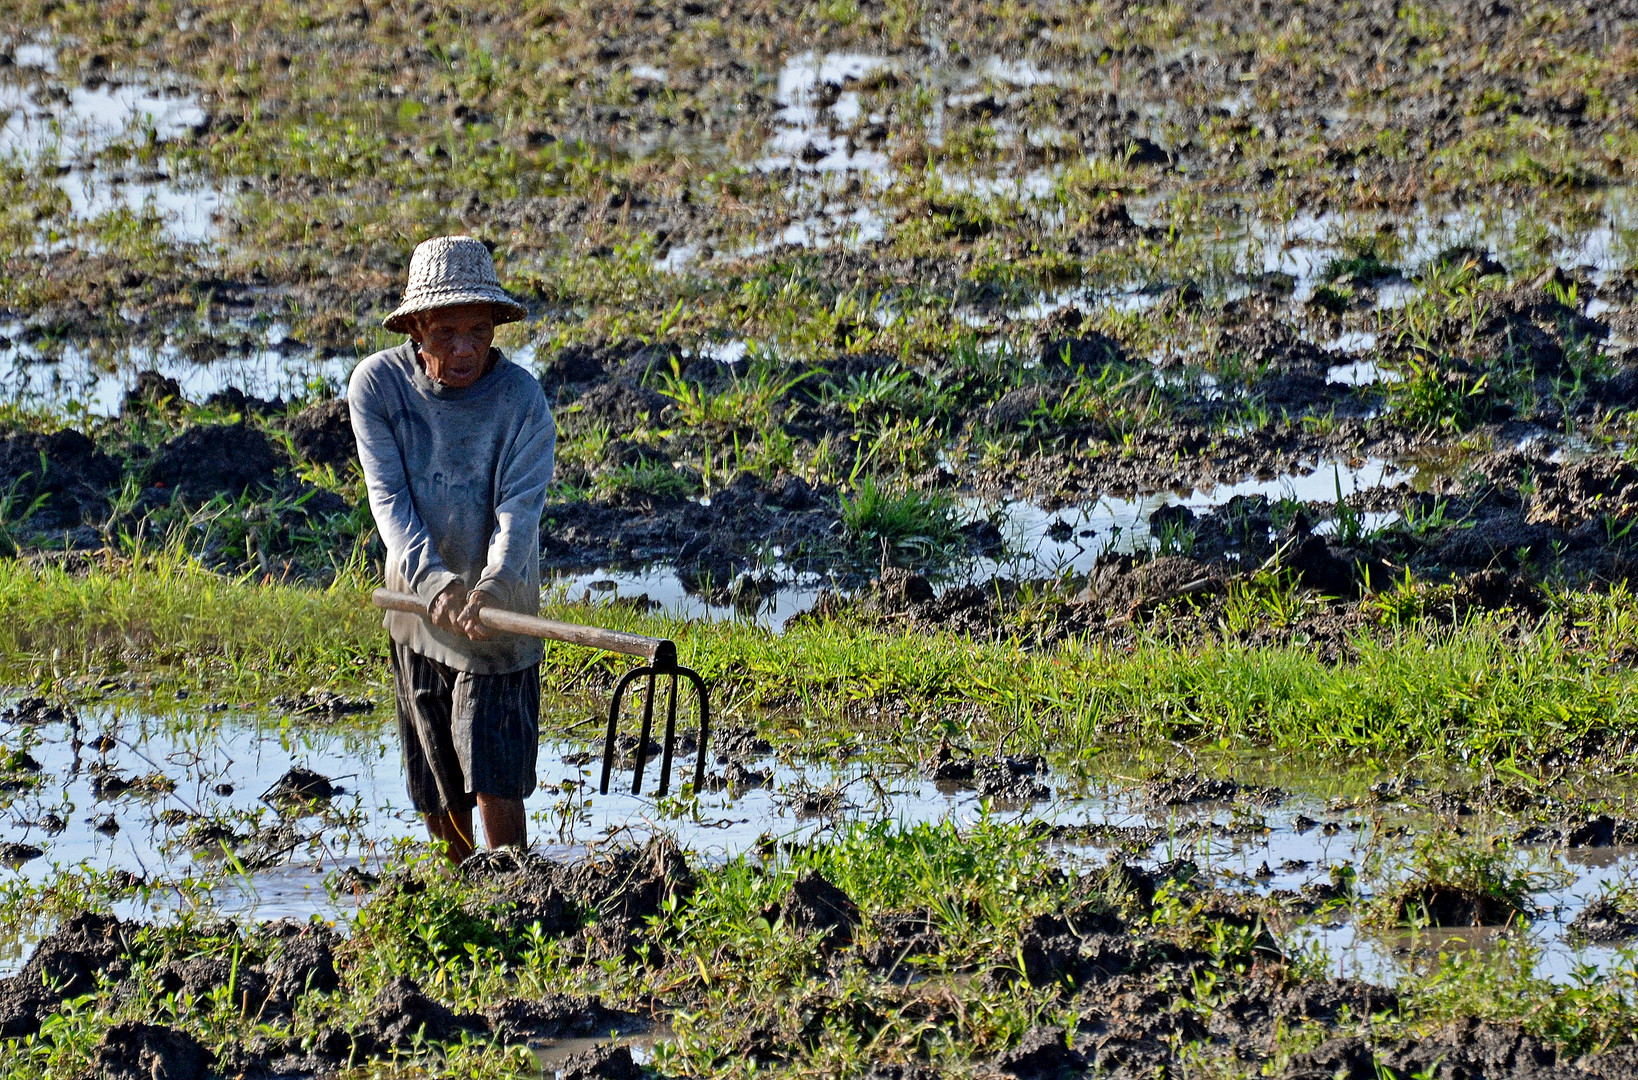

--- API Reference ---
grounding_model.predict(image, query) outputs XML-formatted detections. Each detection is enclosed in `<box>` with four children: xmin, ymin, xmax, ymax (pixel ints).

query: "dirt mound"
<box><xmin>994</xmin><ymin>1024</ymin><xmax>1079</xmax><ymax>1078</ymax></box>
<box><xmin>714</xmin><ymin>724</ymin><xmax>773</xmax><ymax>763</ymax></box>
<box><xmin>1391</xmin><ymin>883</ymin><xmax>1524</xmax><ymax>927</ymax></box>
<box><xmin>780</xmin><ymin>870</ymin><xmax>860</xmax><ymax>949</ymax></box>
<box><xmin>1528</xmin><ymin>456</ymin><xmax>1638</xmax><ymax>528</ymax></box>
<box><xmin>1035</xmin><ymin>330</ymin><xmax>1125</xmax><ymax>373</ymax></box>
<box><xmin>923</xmin><ymin>743</ymin><xmax>1050</xmax><ymax>803</ymax></box>
<box><xmin>992</xmin><ymin>913</ymin><xmax>1139</xmax><ymax>990</ymax></box>
<box><xmin>0</xmin><ymin>428</ymin><xmax>119</xmax><ymax>528</ymax></box>
<box><xmin>1280</xmin><ymin>1036</ymin><xmax>1376</xmax><ymax>1080</ymax></box>
<box><xmin>1283</xmin><ymin>535</ymin><xmax>1358</xmax><ymax>596</ymax></box>
<box><xmin>1073</xmin><ymin>556</ymin><xmax>1222</xmax><ymax>618</ymax></box>
<box><xmin>559</xmin><ymin>1043</ymin><xmax>643</xmax><ymax>1080</ymax></box>
<box><xmin>983</xmin><ymin>383</ymin><xmax>1051</xmax><ymax>428</ymax></box>
<box><xmin>153</xmin><ymin>956</ymin><xmax>269</xmax><ymax>1015</ymax></box>
<box><xmin>560</xmin><ymin>380</ymin><xmax>671</xmax><ymax>435</ymax></box>
<box><xmin>148</xmin><ymin>423</ymin><xmax>283</xmax><ymax>500</ymax></box>
<box><xmin>203</xmin><ymin>386</ymin><xmax>286</xmax><ymax>416</ymax></box>
<box><xmin>255</xmin><ymin>919</ymin><xmax>342</xmax><ymax>1009</ymax></box>
<box><xmin>859</xmin><ymin>911</ymin><xmax>944</xmax><ymax>971</ymax></box>
<box><xmin>1455</xmin><ymin>568</ymin><xmax>1548</xmax><ymax>616</ymax></box>
<box><xmin>0</xmin><ymin>911</ymin><xmax>134</xmax><ymax>1038</ymax></box>
<box><xmin>1431</xmin><ymin>508</ymin><xmax>1570</xmax><ymax>570</ymax></box>
<box><xmin>1380</xmin><ymin>1017</ymin><xmax>1560</xmax><ymax>1079</ymax></box>
<box><xmin>1444</xmin><ymin>276</ymin><xmax>1606</xmax><ymax>376</ymax></box>
<box><xmin>94</xmin><ymin>1021</ymin><xmax>211</xmax><ymax>1080</ymax></box>
<box><xmin>565</xmin><ymin>837</ymin><xmax>695</xmax><ymax>929</ymax></box>
<box><xmin>1568</xmin><ymin>898</ymin><xmax>1638</xmax><ymax>944</ymax></box>
<box><xmin>121</xmin><ymin>370</ymin><xmax>185</xmax><ymax>416</ymax></box>
<box><xmin>266</xmin><ymin>766</ymin><xmax>341</xmax><ymax>806</ymax></box>
<box><xmin>364</xmin><ymin>976</ymin><xmax>486</xmax><ymax>1049</ymax></box>
<box><xmin>458</xmin><ymin>848</ymin><xmax>581</xmax><ymax>937</ymax></box>
<box><xmin>484</xmin><ymin>993</ymin><xmax>634</xmax><ymax>1041</ymax></box>
<box><xmin>1217</xmin><ymin>322</ymin><xmax>1328</xmax><ymax>375</ymax></box>
<box><xmin>460</xmin><ymin>837</ymin><xmax>693</xmax><ymax>951</ymax></box>
<box><xmin>1144</xmin><ymin>772</ymin><xmax>1285</xmax><ymax>808</ymax></box>
<box><xmin>282</xmin><ymin>398</ymin><xmax>356</xmax><ymax>469</ymax></box>
<box><xmin>542</xmin><ymin>339</ymin><xmax>648</xmax><ymax>388</ymax></box>
<box><xmin>974</xmin><ymin>755</ymin><xmax>1051</xmax><ymax>802</ymax></box>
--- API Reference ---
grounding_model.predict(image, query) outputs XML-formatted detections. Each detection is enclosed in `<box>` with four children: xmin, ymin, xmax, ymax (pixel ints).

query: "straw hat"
<box><xmin>383</xmin><ymin>235</ymin><xmax>527</xmax><ymax>333</ymax></box>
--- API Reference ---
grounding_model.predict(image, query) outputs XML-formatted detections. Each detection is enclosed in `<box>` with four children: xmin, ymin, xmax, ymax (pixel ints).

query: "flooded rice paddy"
<box><xmin>5</xmin><ymin>691</ymin><xmax>1636</xmax><ymax>992</ymax></box>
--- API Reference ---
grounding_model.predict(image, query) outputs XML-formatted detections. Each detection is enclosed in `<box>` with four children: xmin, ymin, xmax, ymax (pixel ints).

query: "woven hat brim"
<box><xmin>382</xmin><ymin>285</ymin><xmax>527</xmax><ymax>333</ymax></box>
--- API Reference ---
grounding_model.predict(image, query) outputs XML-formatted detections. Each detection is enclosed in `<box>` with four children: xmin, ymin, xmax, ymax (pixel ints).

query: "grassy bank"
<box><xmin>5</xmin><ymin>555</ymin><xmax>1636</xmax><ymax>765</ymax></box>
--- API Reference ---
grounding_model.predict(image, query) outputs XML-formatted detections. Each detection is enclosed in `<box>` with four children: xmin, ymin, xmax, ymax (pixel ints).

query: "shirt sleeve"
<box><xmin>474</xmin><ymin>396</ymin><xmax>556</xmax><ymax>599</ymax></box>
<box><xmin>348</xmin><ymin>366</ymin><xmax>460</xmax><ymax>604</ymax></box>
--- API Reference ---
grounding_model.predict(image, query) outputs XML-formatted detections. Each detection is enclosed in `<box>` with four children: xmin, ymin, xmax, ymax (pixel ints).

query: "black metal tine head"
<box><xmin>599</xmin><ymin>660</ymin><xmax>711</xmax><ymax>799</ymax></box>
<box><xmin>601</xmin><ymin>665</ymin><xmax>651</xmax><ymax>795</ymax></box>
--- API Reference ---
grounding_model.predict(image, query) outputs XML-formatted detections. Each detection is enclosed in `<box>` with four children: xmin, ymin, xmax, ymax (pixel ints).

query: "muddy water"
<box><xmin>4</xmin><ymin>695</ymin><xmax>1635</xmax><ymax>990</ymax></box>
<box><xmin>551</xmin><ymin>456</ymin><xmax>1415</xmax><ymax>627</ymax></box>
<box><xmin>0</xmin><ymin>325</ymin><xmax>358</xmax><ymax>416</ymax></box>
<box><xmin>0</xmin><ymin>47</ymin><xmax>217</xmax><ymax>243</ymax></box>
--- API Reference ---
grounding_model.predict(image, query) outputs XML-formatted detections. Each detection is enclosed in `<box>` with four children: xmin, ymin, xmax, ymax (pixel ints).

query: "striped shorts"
<box><xmin>391</xmin><ymin>644</ymin><xmax>540</xmax><ymax>815</ymax></box>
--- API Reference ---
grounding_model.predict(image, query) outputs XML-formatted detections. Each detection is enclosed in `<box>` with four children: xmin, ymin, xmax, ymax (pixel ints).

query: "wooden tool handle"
<box><xmin>371</xmin><ymin>588</ymin><xmax>672</xmax><ymax>662</ymax></box>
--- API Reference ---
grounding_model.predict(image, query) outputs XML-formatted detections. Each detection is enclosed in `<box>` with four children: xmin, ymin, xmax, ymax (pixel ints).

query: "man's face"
<box><xmin>411</xmin><ymin>303</ymin><xmax>496</xmax><ymax>388</ymax></box>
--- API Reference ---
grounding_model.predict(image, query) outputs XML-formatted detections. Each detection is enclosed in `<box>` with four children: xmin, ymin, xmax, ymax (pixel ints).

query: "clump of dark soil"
<box><xmin>363</xmin><ymin>975</ymin><xmax>486</xmax><ymax>1050</ymax></box>
<box><xmin>153</xmin><ymin>955</ymin><xmax>269</xmax><ymax>1014</ymax></box>
<box><xmin>0</xmin><ymin>428</ymin><xmax>119</xmax><ymax>528</ymax></box>
<box><xmin>994</xmin><ymin>1024</ymin><xmax>1079</xmax><ymax>1079</ymax></box>
<box><xmin>1072</xmin><ymin>555</ymin><xmax>1225</xmax><ymax>619</ymax></box>
<box><xmin>256</xmin><ymin>920</ymin><xmax>342</xmax><ymax>1009</ymax></box>
<box><xmin>459</xmin><ymin>837</ymin><xmax>694</xmax><ymax>963</ymax></box>
<box><xmin>559</xmin><ymin>1042</ymin><xmax>643</xmax><ymax>1080</ymax></box>
<box><xmin>974</xmin><ymin>755</ymin><xmax>1052</xmax><ymax>802</ymax></box>
<box><xmin>1144</xmin><ymin>772</ymin><xmax>1285</xmax><ymax>808</ymax></box>
<box><xmin>281</xmin><ymin>398</ymin><xmax>356</xmax><ymax>469</ymax></box>
<box><xmin>859</xmin><ymin>911</ymin><xmax>945</xmax><ymax>972</ymax></box>
<box><xmin>484</xmin><ymin>993</ymin><xmax>636</xmax><ymax>1041</ymax></box>
<box><xmin>780</xmin><ymin>870</ymin><xmax>861</xmax><ymax>949</ymax></box>
<box><xmin>269</xmin><ymin>690</ymin><xmax>373</xmax><ymax>717</ymax></box>
<box><xmin>94</xmin><ymin>1021</ymin><xmax>211</xmax><ymax>1080</ymax></box>
<box><xmin>265</xmin><ymin>766</ymin><xmax>341</xmax><ymax>805</ymax></box>
<box><xmin>1390</xmin><ymin>884</ymin><xmax>1526</xmax><ymax>928</ymax></box>
<box><xmin>458</xmin><ymin>848</ymin><xmax>581</xmax><ymax>938</ymax></box>
<box><xmin>0</xmin><ymin>842</ymin><xmax>43</xmax><ymax>865</ymax></box>
<box><xmin>147</xmin><ymin>423</ymin><xmax>282</xmax><ymax>501</ymax></box>
<box><xmin>1568</xmin><ymin>897</ymin><xmax>1638</xmax><ymax>944</ymax></box>
<box><xmin>922</xmin><ymin>740</ymin><xmax>1051</xmax><ymax>801</ymax></box>
<box><xmin>0</xmin><ymin>911</ymin><xmax>134</xmax><ymax>1039</ymax></box>
<box><xmin>714</xmin><ymin>724</ymin><xmax>773</xmax><ymax>762</ymax></box>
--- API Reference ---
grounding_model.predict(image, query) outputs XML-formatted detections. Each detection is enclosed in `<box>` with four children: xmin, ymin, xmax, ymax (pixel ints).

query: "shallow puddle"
<box><xmin>6</xmin><ymin>690</ymin><xmax>1632</xmax><ymax>989</ymax></box>
<box><xmin>0</xmin><ymin>328</ymin><xmax>355</xmax><ymax>415</ymax></box>
<box><xmin>0</xmin><ymin>55</ymin><xmax>215</xmax><ymax>244</ymax></box>
<box><xmin>553</xmin><ymin>456</ymin><xmax>1417</xmax><ymax>626</ymax></box>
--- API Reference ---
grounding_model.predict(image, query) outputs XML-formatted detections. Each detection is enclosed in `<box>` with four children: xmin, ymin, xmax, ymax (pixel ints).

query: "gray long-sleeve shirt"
<box><xmin>348</xmin><ymin>342</ymin><xmax>556</xmax><ymax>673</ymax></box>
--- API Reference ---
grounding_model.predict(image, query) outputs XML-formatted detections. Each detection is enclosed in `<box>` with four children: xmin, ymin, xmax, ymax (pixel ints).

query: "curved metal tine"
<box><xmin>630</xmin><ymin>670</ymin><xmax>658</xmax><ymax>795</ymax></box>
<box><xmin>655</xmin><ymin>674</ymin><xmax>680</xmax><ymax>797</ymax></box>
<box><xmin>677</xmin><ymin>666</ymin><xmax>710</xmax><ymax>792</ymax></box>
<box><xmin>600</xmin><ymin>666</ymin><xmax>650</xmax><ymax>795</ymax></box>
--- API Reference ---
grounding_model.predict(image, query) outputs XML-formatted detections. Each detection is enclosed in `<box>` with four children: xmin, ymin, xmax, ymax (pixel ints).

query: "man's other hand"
<box><xmin>456</xmin><ymin>589</ymin><xmax>495</xmax><ymax>640</ymax></box>
<box><xmin>430</xmin><ymin>581</ymin><xmax>469</xmax><ymax>635</ymax></box>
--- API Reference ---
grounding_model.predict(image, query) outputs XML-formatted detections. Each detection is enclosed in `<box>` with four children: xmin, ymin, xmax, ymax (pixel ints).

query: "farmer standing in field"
<box><xmin>348</xmin><ymin>236</ymin><xmax>556</xmax><ymax>864</ymax></box>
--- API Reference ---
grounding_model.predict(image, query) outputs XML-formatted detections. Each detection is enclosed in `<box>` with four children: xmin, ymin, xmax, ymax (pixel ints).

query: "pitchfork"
<box><xmin>371</xmin><ymin>589</ymin><xmax>710</xmax><ymax>796</ymax></box>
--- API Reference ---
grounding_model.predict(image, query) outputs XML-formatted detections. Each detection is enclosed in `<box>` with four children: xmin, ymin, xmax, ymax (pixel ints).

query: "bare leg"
<box><xmin>426</xmin><ymin>807</ymin><xmax>475</xmax><ymax>864</ymax></box>
<box><xmin>476</xmin><ymin>795</ymin><xmax>527</xmax><ymax>850</ymax></box>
